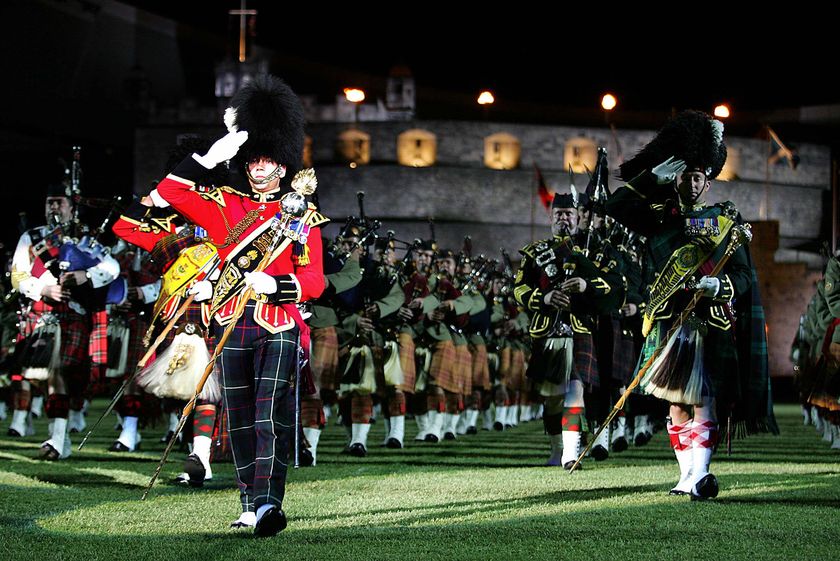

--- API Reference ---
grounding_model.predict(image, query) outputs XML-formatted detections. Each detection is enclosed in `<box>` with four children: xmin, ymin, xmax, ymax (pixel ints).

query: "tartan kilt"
<box><xmin>57</xmin><ymin>310</ymin><xmax>91</xmax><ymax>369</ymax></box>
<box><xmin>88</xmin><ymin>309</ymin><xmax>108</xmax><ymax>366</ymax></box>
<box><xmin>126</xmin><ymin>315</ymin><xmax>150</xmax><ymax>371</ymax></box>
<box><xmin>396</xmin><ymin>332</ymin><xmax>416</xmax><ymax>393</ymax></box>
<box><xmin>429</xmin><ymin>339</ymin><xmax>460</xmax><ymax>394</ymax></box>
<box><xmin>311</xmin><ymin>326</ymin><xmax>340</xmax><ymax>391</ymax></box>
<box><xmin>498</xmin><ymin>345</ymin><xmax>513</xmax><ymax>389</ymax></box>
<box><xmin>510</xmin><ymin>347</ymin><xmax>528</xmax><ymax>391</ymax></box>
<box><xmin>470</xmin><ymin>343</ymin><xmax>492</xmax><ymax>391</ymax></box>
<box><xmin>24</xmin><ymin>303</ymin><xmax>90</xmax><ymax>370</ymax></box>
<box><xmin>455</xmin><ymin>343</ymin><xmax>472</xmax><ymax>395</ymax></box>
<box><xmin>573</xmin><ymin>332</ymin><xmax>599</xmax><ymax>388</ymax></box>
<box><xmin>613</xmin><ymin>331</ymin><xmax>637</xmax><ymax>387</ymax></box>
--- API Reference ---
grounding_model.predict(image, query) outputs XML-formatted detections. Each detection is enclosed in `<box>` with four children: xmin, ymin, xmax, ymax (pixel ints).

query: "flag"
<box><xmin>534</xmin><ymin>163</ymin><xmax>553</xmax><ymax>210</ymax></box>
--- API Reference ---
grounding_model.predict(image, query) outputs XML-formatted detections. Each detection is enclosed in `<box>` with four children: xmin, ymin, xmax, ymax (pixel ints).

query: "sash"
<box><xmin>642</xmin><ymin>214</ymin><xmax>735</xmax><ymax>337</ymax></box>
<box><xmin>209</xmin><ymin>212</ymin><xmax>311</xmax><ymax>317</ymax></box>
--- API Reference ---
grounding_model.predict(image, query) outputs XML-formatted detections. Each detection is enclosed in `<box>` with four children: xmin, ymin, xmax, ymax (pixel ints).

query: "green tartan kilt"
<box><xmin>639</xmin><ymin>318</ymin><xmax>739</xmax><ymax>403</ymax></box>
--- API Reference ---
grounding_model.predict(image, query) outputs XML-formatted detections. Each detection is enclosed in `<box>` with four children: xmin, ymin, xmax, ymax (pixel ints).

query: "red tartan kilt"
<box><xmin>396</xmin><ymin>332</ymin><xmax>416</xmax><ymax>393</ymax></box>
<box><xmin>429</xmin><ymin>340</ymin><xmax>460</xmax><ymax>394</ymax></box>
<box><xmin>59</xmin><ymin>312</ymin><xmax>91</xmax><ymax>368</ymax></box>
<box><xmin>470</xmin><ymin>343</ymin><xmax>492</xmax><ymax>391</ymax></box>
<box><xmin>573</xmin><ymin>332</ymin><xmax>599</xmax><ymax>388</ymax></box>
<box><xmin>311</xmin><ymin>326</ymin><xmax>340</xmax><ymax>391</ymax></box>
<box><xmin>455</xmin><ymin>343</ymin><xmax>472</xmax><ymax>395</ymax></box>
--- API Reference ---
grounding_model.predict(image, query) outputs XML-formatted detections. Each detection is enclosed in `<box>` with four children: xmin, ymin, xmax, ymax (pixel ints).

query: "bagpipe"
<box><xmin>16</xmin><ymin>147</ymin><xmax>129</xmax><ymax>380</ymax></box>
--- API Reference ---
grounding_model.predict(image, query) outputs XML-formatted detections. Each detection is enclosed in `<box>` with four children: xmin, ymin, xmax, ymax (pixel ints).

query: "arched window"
<box><xmin>484</xmin><ymin>132</ymin><xmax>520</xmax><ymax>170</ymax></box>
<box><xmin>336</xmin><ymin>129</ymin><xmax>370</xmax><ymax>166</ymax></box>
<box><xmin>397</xmin><ymin>129</ymin><xmax>437</xmax><ymax>167</ymax></box>
<box><xmin>564</xmin><ymin>137</ymin><xmax>598</xmax><ymax>174</ymax></box>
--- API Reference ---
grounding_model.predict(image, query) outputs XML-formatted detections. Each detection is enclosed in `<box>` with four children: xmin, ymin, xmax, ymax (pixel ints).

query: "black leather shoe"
<box><xmin>347</xmin><ymin>442</ymin><xmax>367</xmax><ymax>457</ymax></box>
<box><xmin>254</xmin><ymin>507</ymin><xmax>287</xmax><ymax>538</ymax></box>
<box><xmin>297</xmin><ymin>448</ymin><xmax>315</xmax><ymax>467</ymax></box>
<box><xmin>443</xmin><ymin>432</ymin><xmax>456</xmax><ymax>441</ymax></box>
<box><xmin>563</xmin><ymin>461</ymin><xmax>582</xmax><ymax>471</ymax></box>
<box><xmin>493</xmin><ymin>422</ymin><xmax>504</xmax><ymax>431</ymax></box>
<box><xmin>37</xmin><ymin>443</ymin><xmax>60</xmax><ymax>461</ymax></box>
<box><xmin>424</xmin><ymin>434</ymin><xmax>439</xmax><ymax>443</ymax></box>
<box><xmin>385</xmin><ymin>437</ymin><xmax>403</xmax><ymax>449</ymax></box>
<box><xmin>183</xmin><ymin>454</ymin><xmax>206</xmax><ymax>486</ymax></box>
<box><xmin>466</xmin><ymin>426</ymin><xmax>478</xmax><ymax>435</ymax></box>
<box><xmin>590</xmin><ymin>445</ymin><xmax>609</xmax><ymax>461</ymax></box>
<box><xmin>612</xmin><ymin>437</ymin><xmax>628</xmax><ymax>452</ymax></box>
<box><xmin>108</xmin><ymin>441</ymin><xmax>132</xmax><ymax>452</ymax></box>
<box><xmin>7</xmin><ymin>428</ymin><xmax>23</xmax><ymax>437</ymax></box>
<box><xmin>634</xmin><ymin>431</ymin><xmax>651</xmax><ymax>446</ymax></box>
<box><xmin>690</xmin><ymin>474</ymin><xmax>719</xmax><ymax>501</ymax></box>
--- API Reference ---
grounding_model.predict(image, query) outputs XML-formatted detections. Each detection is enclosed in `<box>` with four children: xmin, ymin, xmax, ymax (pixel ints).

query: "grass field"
<box><xmin>1</xmin><ymin>403</ymin><xmax>838</xmax><ymax>560</ymax></box>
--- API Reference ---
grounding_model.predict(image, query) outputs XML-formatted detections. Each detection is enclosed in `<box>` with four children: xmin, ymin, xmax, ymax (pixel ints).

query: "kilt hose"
<box><xmin>216</xmin><ymin>305</ymin><xmax>300</xmax><ymax>514</ymax></box>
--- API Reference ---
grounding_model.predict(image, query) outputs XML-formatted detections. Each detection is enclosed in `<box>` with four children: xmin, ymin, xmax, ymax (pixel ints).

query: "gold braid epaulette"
<box><xmin>305</xmin><ymin>204</ymin><xmax>329</xmax><ymax>228</ymax></box>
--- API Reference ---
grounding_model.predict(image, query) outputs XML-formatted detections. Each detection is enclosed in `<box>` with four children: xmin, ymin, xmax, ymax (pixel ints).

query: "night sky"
<box><xmin>119</xmin><ymin>1</ymin><xmax>838</xmax><ymax>120</ymax></box>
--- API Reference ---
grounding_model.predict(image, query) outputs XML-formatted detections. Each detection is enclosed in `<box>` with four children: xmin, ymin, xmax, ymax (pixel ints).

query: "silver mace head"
<box><xmin>281</xmin><ymin>192</ymin><xmax>308</xmax><ymax>218</ymax></box>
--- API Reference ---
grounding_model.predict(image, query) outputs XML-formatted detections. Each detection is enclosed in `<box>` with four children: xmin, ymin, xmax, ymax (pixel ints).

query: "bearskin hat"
<box><xmin>618</xmin><ymin>110</ymin><xmax>727</xmax><ymax>181</ymax></box>
<box><xmin>228</xmin><ymin>74</ymin><xmax>305</xmax><ymax>180</ymax></box>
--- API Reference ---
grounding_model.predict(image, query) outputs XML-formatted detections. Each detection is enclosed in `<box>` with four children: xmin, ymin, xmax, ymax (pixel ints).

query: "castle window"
<box><xmin>397</xmin><ymin>129</ymin><xmax>437</xmax><ymax>167</ymax></box>
<box><xmin>484</xmin><ymin>132</ymin><xmax>520</xmax><ymax>170</ymax></box>
<box><xmin>336</xmin><ymin>129</ymin><xmax>370</xmax><ymax>166</ymax></box>
<box><xmin>564</xmin><ymin>137</ymin><xmax>598</xmax><ymax>173</ymax></box>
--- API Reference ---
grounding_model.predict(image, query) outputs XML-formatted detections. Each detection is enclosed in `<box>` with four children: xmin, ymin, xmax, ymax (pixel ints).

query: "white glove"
<box><xmin>188</xmin><ymin>280</ymin><xmax>213</xmax><ymax>302</ymax></box>
<box><xmin>697</xmin><ymin>276</ymin><xmax>720</xmax><ymax>297</ymax></box>
<box><xmin>148</xmin><ymin>189</ymin><xmax>170</xmax><ymax>208</ymax></box>
<box><xmin>192</xmin><ymin>131</ymin><xmax>249</xmax><ymax>169</ymax></box>
<box><xmin>651</xmin><ymin>156</ymin><xmax>687</xmax><ymax>185</ymax></box>
<box><xmin>223</xmin><ymin>107</ymin><xmax>238</xmax><ymax>133</ymax></box>
<box><xmin>244</xmin><ymin>271</ymin><xmax>277</xmax><ymax>295</ymax></box>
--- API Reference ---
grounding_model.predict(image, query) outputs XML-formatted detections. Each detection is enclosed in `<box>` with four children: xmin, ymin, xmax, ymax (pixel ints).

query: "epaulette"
<box><xmin>149</xmin><ymin>213</ymin><xmax>178</xmax><ymax>234</ymax></box>
<box><xmin>305</xmin><ymin>203</ymin><xmax>329</xmax><ymax>227</ymax></box>
<box><xmin>195</xmin><ymin>184</ymin><xmax>248</xmax><ymax>207</ymax></box>
<box><xmin>519</xmin><ymin>238</ymin><xmax>552</xmax><ymax>258</ymax></box>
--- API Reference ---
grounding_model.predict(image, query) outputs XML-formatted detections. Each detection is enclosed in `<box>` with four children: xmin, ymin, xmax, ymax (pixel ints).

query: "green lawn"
<box><xmin>1</xmin><ymin>403</ymin><xmax>838</xmax><ymax>561</ymax></box>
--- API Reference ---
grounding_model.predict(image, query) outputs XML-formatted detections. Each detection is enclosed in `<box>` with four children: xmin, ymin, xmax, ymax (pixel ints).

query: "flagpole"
<box><xmin>530</xmin><ymin>163</ymin><xmax>536</xmax><ymax>243</ymax></box>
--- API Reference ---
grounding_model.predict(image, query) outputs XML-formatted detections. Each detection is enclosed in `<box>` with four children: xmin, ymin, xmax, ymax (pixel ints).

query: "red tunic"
<box><xmin>156</xmin><ymin>156</ymin><xmax>327</xmax><ymax>333</ymax></box>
